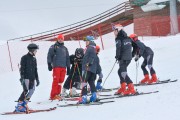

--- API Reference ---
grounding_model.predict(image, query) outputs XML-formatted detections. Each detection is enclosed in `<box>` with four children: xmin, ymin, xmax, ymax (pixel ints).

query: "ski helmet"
<box><xmin>114</xmin><ymin>24</ymin><xmax>123</xmax><ymax>31</ymax></box>
<box><xmin>96</xmin><ymin>45</ymin><xmax>100</xmax><ymax>53</ymax></box>
<box><xmin>129</xmin><ymin>34</ymin><xmax>138</xmax><ymax>41</ymax></box>
<box><xmin>86</xmin><ymin>36</ymin><xmax>94</xmax><ymax>41</ymax></box>
<box><xmin>57</xmin><ymin>34</ymin><xmax>64</xmax><ymax>40</ymax></box>
<box><xmin>27</xmin><ymin>43</ymin><xmax>39</xmax><ymax>52</ymax></box>
<box><xmin>75</xmin><ymin>48</ymin><xmax>84</xmax><ymax>58</ymax></box>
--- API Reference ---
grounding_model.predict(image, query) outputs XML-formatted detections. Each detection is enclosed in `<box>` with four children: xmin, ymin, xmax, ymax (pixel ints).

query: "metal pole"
<box><xmin>7</xmin><ymin>41</ymin><xmax>13</xmax><ymax>71</ymax></box>
<box><xmin>98</xmin><ymin>24</ymin><xmax>104</xmax><ymax>50</ymax></box>
<box><xmin>170</xmin><ymin>0</ymin><xmax>179</xmax><ymax>35</ymax></box>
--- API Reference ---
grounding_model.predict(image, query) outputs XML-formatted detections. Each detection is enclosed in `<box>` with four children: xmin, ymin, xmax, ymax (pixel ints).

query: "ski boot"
<box><xmin>90</xmin><ymin>92</ymin><xmax>98</xmax><ymax>102</ymax></box>
<box><xmin>61</xmin><ymin>88</ymin><xmax>69</xmax><ymax>97</ymax></box>
<box><xmin>140</xmin><ymin>74</ymin><xmax>150</xmax><ymax>84</ymax></box>
<box><xmin>50</xmin><ymin>95</ymin><xmax>62</xmax><ymax>101</ymax></box>
<box><xmin>123</xmin><ymin>83</ymin><xmax>136</xmax><ymax>95</ymax></box>
<box><xmin>15</xmin><ymin>101</ymin><xmax>27</xmax><ymax>112</ymax></box>
<box><xmin>78</xmin><ymin>95</ymin><xmax>87</xmax><ymax>104</ymax></box>
<box><xmin>115</xmin><ymin>82</ymin><xmax>126</xmax><ymax>95</ymax></box>
<box><xmin>148</xmin><ymin>74</ymin><xmax>158</xmax><ymax>84</ymax></box>
<box><xmin>96</xmin><ymin>82</ymin><xmax>103</xmax><ymax>91</ymax></box>
<box><xmin>71</xmin><ymin>87</ymin><xmax>79</xmax><ymax>97</ymax></box>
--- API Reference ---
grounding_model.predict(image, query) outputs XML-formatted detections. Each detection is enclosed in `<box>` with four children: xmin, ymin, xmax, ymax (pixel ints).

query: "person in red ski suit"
<box><xmin>47</xmin><ymin>34</ymin><xmax>70</xmax><ymax>100</ymax></box>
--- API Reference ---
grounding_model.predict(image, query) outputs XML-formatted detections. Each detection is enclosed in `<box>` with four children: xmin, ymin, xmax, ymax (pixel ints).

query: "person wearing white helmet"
<box><xmin>15</xmin><ymin>43</ymin><xmax>40</xmax><ymax>112</ymax></box>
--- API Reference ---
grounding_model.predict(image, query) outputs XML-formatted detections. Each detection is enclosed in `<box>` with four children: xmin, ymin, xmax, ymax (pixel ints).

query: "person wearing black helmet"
<box><xmin>62</xmin><ymin>48</ymin><xmax>84</xmax><ymax>97</ymax></box>
<box><xmin>15</xmin><ymin>43</ymin><xmax>40</xmax><ymax>112</ymax></box>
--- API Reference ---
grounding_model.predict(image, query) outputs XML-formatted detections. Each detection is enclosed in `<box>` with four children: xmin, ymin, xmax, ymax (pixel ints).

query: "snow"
<box><xmin>0</xmin><ymin>30</ymin><xmax>180</xmax><ymax>120</ymax></box>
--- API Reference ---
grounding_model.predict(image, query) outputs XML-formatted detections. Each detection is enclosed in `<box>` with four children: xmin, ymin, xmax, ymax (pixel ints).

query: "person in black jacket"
<box><xmin>114</xmin><ymin>24</ymin><xmax>136</xmax><ymax>95</ymax></box>
<box><xmin>129</xmin><ymin>33</ymin><xmax>157</xmax><ymax>84</ymax></box>
<box><xmin>62</xmin><ymin>48</ymin><xmax>84</xmax><ymax>97</ymax></box>
<box><xmin>15</xmin><ymin>43</ymin><xmax>39</xmax><ymax>112</ymax></box>
<box><xmin>47</xmin><ymin>34</ymin><xmax>70</xmax><ymax>100</ymax></box>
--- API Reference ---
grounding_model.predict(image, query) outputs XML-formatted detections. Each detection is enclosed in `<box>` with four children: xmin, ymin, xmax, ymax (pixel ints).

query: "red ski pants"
<box><xmin>50</xmin><ymin>67</ymin><xmax>66</xmax><ymax>99</ymax></box>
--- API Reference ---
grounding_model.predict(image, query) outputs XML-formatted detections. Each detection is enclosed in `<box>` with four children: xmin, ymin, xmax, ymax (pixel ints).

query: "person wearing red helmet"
<box><xmin>129</xmin><ymin>33</ymin><xmax>158</xmax><ymax>84</ymax></box>
<box><xmin>114</xmin><ymin>24</ymin><xmax>136</xmax><ymax>95</ymax></box>
<box><xmin>47</xmin><ymin>34</ymin><xmax>70</xmax><ymax>100</ymax></box>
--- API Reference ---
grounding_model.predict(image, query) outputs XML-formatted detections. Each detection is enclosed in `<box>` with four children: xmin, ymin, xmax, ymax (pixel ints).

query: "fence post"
<box><xmin>98</xmin><ymin>24</ymin><xmax>104</xmax><ymax>50</ymax></box>
<box><xmin>7</xmin><ymin>41</ymin><xmax>13</xmax><ymax>71</ymax></box>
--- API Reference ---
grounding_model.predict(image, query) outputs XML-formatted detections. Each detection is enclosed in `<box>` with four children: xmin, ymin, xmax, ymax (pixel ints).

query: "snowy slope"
<box><xmin>0</xmin><ymin>34</ymin><xmax>180</xmax><ymax>120</ymax></box>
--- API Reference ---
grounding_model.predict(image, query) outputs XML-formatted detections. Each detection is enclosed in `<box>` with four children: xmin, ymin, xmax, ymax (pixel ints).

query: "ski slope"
<box><xmin>0</xmin><ymin>31</ymin><xmax>180</xmax><ymax>120</ymax></box>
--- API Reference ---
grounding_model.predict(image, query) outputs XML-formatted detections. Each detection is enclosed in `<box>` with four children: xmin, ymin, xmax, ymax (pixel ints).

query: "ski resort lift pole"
<box><xmin>170</xmin><ymin>0</ymin><xmax>179</xmax><ymax>35</ymax></box>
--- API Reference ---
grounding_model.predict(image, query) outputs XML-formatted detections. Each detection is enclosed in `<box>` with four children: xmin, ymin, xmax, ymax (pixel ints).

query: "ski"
<box><xmin>1</xmin><ymin>107</ymin><xmax>56</xmax><ymax>115</ymax></box>
<box><xmin>103</xmin><ymin>79</ymin><xmax>178</xmax><ymax>91</ymax></box>
<box><xmin>57</xmin><ymin>100</ymin><xmax>114</xmax><ymax>107</ymax></box>
<box><xmin>63</xmin><ymin>94</ymin><xmax>112</xmax><ymax>101</ymax></box>
<box><xmin>99</xmin><ymin>91</ymin><xmax>159</xmax><ymax>100</ymax></box>
<box><xmin>134</xmin><ymin>79</ymin><xmax>178</xmax><ymax>86</ymax></box>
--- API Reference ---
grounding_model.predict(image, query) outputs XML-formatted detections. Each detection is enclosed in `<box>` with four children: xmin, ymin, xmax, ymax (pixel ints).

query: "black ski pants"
<box><xmin>141</xmin><ymin>54</ymin><xmax>156</xmax><ymax>75</ymax></box>
<box><xmin>118</xmin><ymin>60</ymin><xmax>133</xmax><ymax>84</ymax></box>
<box><xmin>82</xmin><ymin>71</ymin><xmax>96</xmax><ymax>96</ymax></box>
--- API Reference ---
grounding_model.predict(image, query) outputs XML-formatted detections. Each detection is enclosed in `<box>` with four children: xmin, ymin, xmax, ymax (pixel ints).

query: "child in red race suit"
<box><xmin>47</xmin><ymin>34</ymin><xmax>70</xmax><ymax>100</ymax></box>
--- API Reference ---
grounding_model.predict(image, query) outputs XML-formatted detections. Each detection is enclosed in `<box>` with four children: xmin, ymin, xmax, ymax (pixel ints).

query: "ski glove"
<box><xmin>36</xmin><ymin>79</ymin><xmax>40</xmax><ymax>87</ymax></box>
<box><xmin>48</xmin><ymin>63</ymin><xmax>52</xmax><ymax>71</ymax></box>
<box><xmin>66</xmin><ymin>67</ymin><xmax>70</xmax><ymax>75</ymax></box>
<box><xmin>115</xmin><ymin>56</ymin><xmax>121</xmax><ymax>61</ymax></box>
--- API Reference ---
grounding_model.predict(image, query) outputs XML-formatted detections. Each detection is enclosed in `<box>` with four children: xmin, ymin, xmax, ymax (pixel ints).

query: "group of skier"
<box><xmin>113</xmin><ymin>24</ymin><xmax>157</xmax><ymax>95</ymax></box>
<box><xmin>14</xmin><ymin>24</ymin><xmax>158</xmax><ymax>112</ymax></box>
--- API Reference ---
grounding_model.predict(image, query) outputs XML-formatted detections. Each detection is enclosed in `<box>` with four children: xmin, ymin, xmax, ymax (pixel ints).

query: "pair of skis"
<box><xmin>1</xmin><ymin>107</ymin><xmax>57</xmax><ymax>115</ymax></box>
<box><xmin>57</xmin><ymin>90</ymin><xmax>159</xmax><ymax>107</ymax></box>
<box><xmin>100</xmin><ymin>79</ymin><xmax>178</xmax><ymax>91</ymax></box>
<box><xmin>2</xmin><ymin>79</ymin><xmax>177</xmax><ymax>115</ymax></box>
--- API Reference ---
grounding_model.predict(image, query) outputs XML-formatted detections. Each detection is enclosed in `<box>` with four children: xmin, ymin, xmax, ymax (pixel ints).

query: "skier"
<box><xmin>95</xmin><ymin>45</ymin><xmax>103</xmax><ymax>91</ymax></box>
<box><xmin>15</xmin><ymin>43</ymin><xmax>40</xmax><ymax>112</ymax></box>
<box><xmin>78</xmin><ymin>36</ymin><xmax>99</xmax><ymax>104</ymax></box>
<box><xmin>129</xmin><ymin>33</ymin><xmax>158</xmax><ymax>84</ymax></box>
<box><xmin>114</xmin><ymin>24</ymin><xmax>136</xmax><ymax>95</ymax></box>
<box><xmin>62</xmin><ymin>48</ymin><xmax>84</xmax><ymax>97</ymax></box>
<box><xmin>47</xmin><ymin>34</ymin><xmax>70</xmax><ymax>100</ymax></box>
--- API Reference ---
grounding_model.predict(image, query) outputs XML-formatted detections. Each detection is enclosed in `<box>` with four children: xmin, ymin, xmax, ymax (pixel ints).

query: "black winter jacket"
<box><xmin>133</xmin><ymin>40</ymin><xmax>154</xmax><ymax>58</ymax></box>
<box><xmin>20</xmin><ymin>53</ymin><xmax>39</xmax><ymax>80</ymax></box>
<box><xmin>69</xmin><ymin>54</ymin><xmax>83</xmax><ymax>76</ymax></box>
<box><xmin>115</xmin><ymin>30</ymin><xmax>132</xmax><ymax>61</ymax></box>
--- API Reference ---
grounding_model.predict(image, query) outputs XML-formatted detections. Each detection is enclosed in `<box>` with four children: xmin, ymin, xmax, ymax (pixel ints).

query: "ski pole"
<box><xmin>135</xmin><ymin>59</ymin><xmax>139</xmax><ymax>90</ymax></box>
<box><xmin>69</xmin><ymin>63</ymin><xmax>77</xmax><ymax>97</ymax></box>
<box><xmin>102</xmin><ymin>60</ymin><xmax>117</xmax><ymax>89</ymax></box>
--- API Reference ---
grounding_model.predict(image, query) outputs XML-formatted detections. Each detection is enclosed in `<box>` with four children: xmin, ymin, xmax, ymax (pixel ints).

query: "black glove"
<box><xmin>48</xmin><ymin>63</ymin><xmax>52</xmax><ymax>71</ymax></box>
<box><xmin>19</xmin><ymin>75</ymin><xmax>24</xmax><ymax>85</ymax></box>
<box><xmin>115</xmin><ymin>56</ymin><xmax>120</xmax><ymax>61</ymax></box>
<box><xmin>36</xmin><ymin>79</ymin><xmax>40</xmax><ymax>87</ymax></box>
<box><xmin>66</xmin><ymin>67</ymin><xmax>70</xmax><ymax>75</ymax></box>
